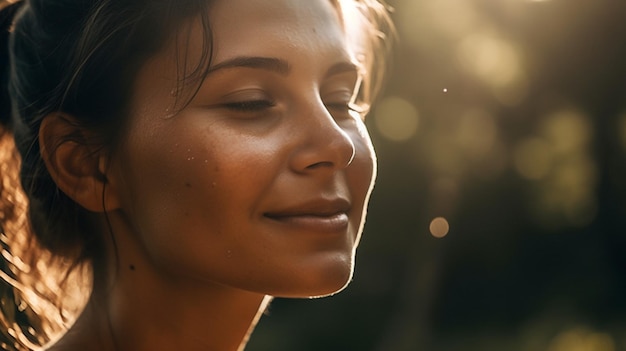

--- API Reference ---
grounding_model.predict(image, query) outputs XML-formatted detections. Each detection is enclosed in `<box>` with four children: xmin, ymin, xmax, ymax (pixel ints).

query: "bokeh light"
<box><xmin>514</xmin><ymin>137</ymin><xmax>554</xmax><ymax>180</ymax></box>
<box><xmin>429</xmin><ymin>217</ymin><xmax>450</xmax><ymax>238</ymax></box>
<box><xmin>541</xmin><ymin>109</ymin><xmax>592</xmax><ymax>155</ymax></box>
<box><xmin>547</xmin><ymin>327</ymin><xmax>615</xmax><ymax>351</ymax></box>
<box><xmin>373</xmin><ymin>96</ymin><xmax>419</xmax><ymax>142</ymax></box>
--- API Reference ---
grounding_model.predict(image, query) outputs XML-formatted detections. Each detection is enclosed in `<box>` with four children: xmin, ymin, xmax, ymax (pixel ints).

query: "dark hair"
<box><xmin>7</xmin><ymin>0</ymin><xmax>214</xmax><ymax>264</ymax></box>
<box><xmin>0</xmin><ymin>0</ymin><xmax>393</xmax><ymax>349</ymax></box>
<box><xmin>1</xmin><ymin>1</ymin><xmax>215</xmax><ymax>349</ymax></box>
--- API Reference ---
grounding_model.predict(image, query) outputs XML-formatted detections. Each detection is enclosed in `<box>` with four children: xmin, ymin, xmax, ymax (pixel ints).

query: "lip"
<box><xmin>263</xmin><ymin>198</ymin><xmax>351</xmax><ymax>233</ymax></box>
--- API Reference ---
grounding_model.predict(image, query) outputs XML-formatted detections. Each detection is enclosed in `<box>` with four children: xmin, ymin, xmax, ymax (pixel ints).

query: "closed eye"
<box><xmin>222</xmin><ymin>100</ymin><xmax>276</xmax><ymax>112</ymax></box>
<box><xmin>323</xmin><ymin>87</ymin><xmax>366</xmax><ymax>117</ymax></box>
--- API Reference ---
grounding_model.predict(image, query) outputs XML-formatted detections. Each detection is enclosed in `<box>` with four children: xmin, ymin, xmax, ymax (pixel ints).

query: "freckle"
<box><xmin>214</xmin><ymin>166</ymin><xmax>219</xmax><ymax>172</ymax></box>
<box><xmin>184</xmin><ymin>211</ymin><xmax>190</xmax><ymax>216</ymax></box>
<box><xmin>184</xmin><ymin>181</ymin><xmax>192</xmax><ymax>188</ymax></box>
<box><xmin>212</xmin><ymin>182</ymin><xmax>216</xmax><ymax>188</ymax></box>
<box><xmin>129</xmin><ymin>265</ymin><xmax>135</xmax><ymax>271</ymax></box>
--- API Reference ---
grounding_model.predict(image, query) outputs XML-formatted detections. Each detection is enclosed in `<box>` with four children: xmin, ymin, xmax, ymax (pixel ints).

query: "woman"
<box><xmin>0</xmin><ymin>0</ymin><xmax>392</xmax><ymax>350</ymax></box>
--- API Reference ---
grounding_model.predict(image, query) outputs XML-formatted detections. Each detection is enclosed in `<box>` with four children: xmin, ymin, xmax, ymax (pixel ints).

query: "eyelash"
<box><xmin>220</xmin><ymin>98</ymin><xmax>363</xmax><ymax>117</ymax></box>
<box><xmin>323</xmin><ymin>88</ymin><xmax>361</xmax><ymax>115</ymax></box>
<box><xmin>223</xmin><ymin>100</ymin><xmax>276</xmax><ymax>112</ymax></box>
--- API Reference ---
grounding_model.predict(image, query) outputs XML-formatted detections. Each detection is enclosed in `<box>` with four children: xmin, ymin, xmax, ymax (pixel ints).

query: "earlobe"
<box><xmin>39</xmin><ymin>114</ymin><xmax>121</xmax><ymax>212</ymax></box>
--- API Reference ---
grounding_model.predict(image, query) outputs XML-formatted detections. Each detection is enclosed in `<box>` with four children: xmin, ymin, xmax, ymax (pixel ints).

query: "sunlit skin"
<box><xmin>43</xmin><ymin>0</ymin><xmax>376</xmax><ymax>350</ymax></box>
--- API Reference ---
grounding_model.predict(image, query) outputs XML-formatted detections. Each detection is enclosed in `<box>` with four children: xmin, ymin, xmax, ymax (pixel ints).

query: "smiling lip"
<box><xmin>264</xmin><ymin>199</ymin><xmax>351</xmax><ymax>233</ymax></box>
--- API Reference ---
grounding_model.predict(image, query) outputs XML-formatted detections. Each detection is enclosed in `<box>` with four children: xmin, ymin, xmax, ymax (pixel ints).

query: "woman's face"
<box><xmin>109</xmin><ymin>0</ymin><xmax>376</xmax><ymax>297</ymax></box>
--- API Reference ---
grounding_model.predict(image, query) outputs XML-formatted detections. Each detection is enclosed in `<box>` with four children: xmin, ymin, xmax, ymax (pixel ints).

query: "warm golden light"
<box><xmin>547</xmin><ymin>327</ymin><xmax>615</xmax><ymax>351</ymax></box>
<box><xmin>456</xmin><ymin>30</ymin><xmax>528</xmax><ymax>105</ymax></box>
<box><xmin>422</xmin><ymin>0</ymin><xmax>479</xmax><ymax>39</ymax></box>
<box><xmin>457</xmin><ymin>32</ymin><xmax>523</xmax><ymax>84</ymax></box>
<box><xmin>518</xmin><ymin>107</ymin><xmax>598</xmax><ymax>228</ymax></box>
<box><xmin>429</xmin><ymin>217</ymin><xmax>450</xmax><ymax>238</ymax></box>
<box><xmin>541</xmin><ymin>109</ymin><xmax>592</xmax><ymax>154</ymax></box>
<box><xmin>514</xmin><ymin>137</ymin><xmax>553</xmax><ymax>180</ymax></box>
<box><xmin>373</xmin><ymin>96</ymin><xmax>419</xmax><ymax>142</ymax></box>
<box><xmin>1</xmin><ymin>131</ymin><xmax>89</xmax><ymax>348</ymax></box>
<box><xmin>397</xmin><ymin>0</ymin><xmax>480</xmax><ymax>49</ymax></box>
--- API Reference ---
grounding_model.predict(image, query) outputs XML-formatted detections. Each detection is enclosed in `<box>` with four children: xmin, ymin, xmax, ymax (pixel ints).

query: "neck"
<box><xmin>60</xmin><ymin>212</ymin><xmax>272</xmax><ymax>351</ymax></box>
<box><xmin>90</xmin><ymin>278</ymin><xmax>270</xmax><ymax>351</ymax></box>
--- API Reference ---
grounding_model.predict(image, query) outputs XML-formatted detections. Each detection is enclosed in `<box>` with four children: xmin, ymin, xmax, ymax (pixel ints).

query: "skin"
<box><xmin>44</xmin><ymin>0</ymin><xmax>376</xmax><ymax>350</ymax></box>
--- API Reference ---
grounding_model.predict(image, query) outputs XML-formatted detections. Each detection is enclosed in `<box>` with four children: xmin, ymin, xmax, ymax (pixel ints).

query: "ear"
<box><xmin>39</xmin><ymin>113</ymin><xmax>121</xmax><ymax>212</ymax></box>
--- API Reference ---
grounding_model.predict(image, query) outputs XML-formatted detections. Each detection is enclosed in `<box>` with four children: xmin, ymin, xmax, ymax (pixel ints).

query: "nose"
<box><xmin>289</xmin><ymin>102</ymin><xmax>356</xmax><ymax>174</ymax></box>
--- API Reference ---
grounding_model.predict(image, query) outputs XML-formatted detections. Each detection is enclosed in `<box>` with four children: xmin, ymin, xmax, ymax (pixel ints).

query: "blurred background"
<box><xmin>248</xmin><ymin>0</ymin><xmax>626</xmax><ymax>350</ymax></box>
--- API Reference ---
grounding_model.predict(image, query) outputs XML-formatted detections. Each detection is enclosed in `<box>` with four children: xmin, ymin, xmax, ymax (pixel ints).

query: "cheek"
<box><xmin>112</xmin><ymin>120</ymin><xmax>276</xmax><ymax>273</ymax></box>
<box><xmin>112</xmin><ymin>123</ymin><xmax>220</xmax><ymax>247</ymax></box>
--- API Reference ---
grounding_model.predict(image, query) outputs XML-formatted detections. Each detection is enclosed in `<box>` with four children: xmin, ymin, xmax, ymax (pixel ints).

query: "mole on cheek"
<box><xmin>185</xmin><ymin>181</ymin><xmax>192</xmax><ymax>188</ymax></box>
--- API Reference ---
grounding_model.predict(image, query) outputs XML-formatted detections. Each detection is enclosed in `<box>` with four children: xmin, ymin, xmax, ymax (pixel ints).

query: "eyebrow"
<box><xmin>206</xmin><ymin>56</ymin><xmax>359</xmax><ymax>77</ymax></box>
<box><xmin>207</xmin><ymin>56</ymin><xmax>291</xmax><ymax>76</ymax></box>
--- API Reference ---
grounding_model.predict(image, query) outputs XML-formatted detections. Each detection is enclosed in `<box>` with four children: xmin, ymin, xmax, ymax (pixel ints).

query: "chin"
<box><xmin>305</xmin><ymin>278</ymin><xmax>353</xmax><ymax>299</ymax></box>
<box><xmin>273</xmin><ymin>257</ymin><xmax>356</xmax><ymax>299</ymax></box>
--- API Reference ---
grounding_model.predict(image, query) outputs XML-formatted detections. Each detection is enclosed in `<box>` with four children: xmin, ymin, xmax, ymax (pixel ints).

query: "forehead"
<box><xmin>208</xmin><ymin>0</ymin><xmax>350</xmax><ymax>62</ymax></box>
<box><xmin>131</xmin><ymin>0</ymin><xmax>353</xmax><ymax>113</ymax></box>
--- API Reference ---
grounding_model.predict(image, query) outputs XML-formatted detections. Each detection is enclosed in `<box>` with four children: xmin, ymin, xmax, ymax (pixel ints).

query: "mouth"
<box><xmin>263</xmin><ymin>199</ymin><xmax>351</xmax><ymax>233</ymax></box>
